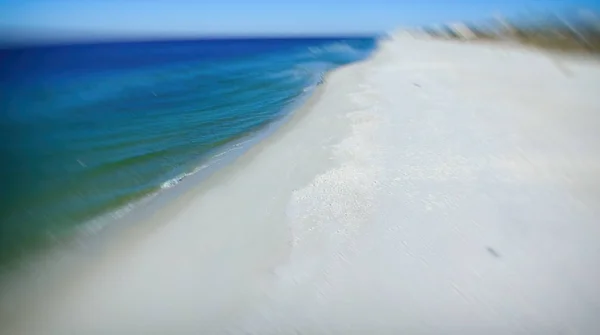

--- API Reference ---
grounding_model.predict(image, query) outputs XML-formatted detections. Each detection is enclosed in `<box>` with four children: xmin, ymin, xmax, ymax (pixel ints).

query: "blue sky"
<box><xmin>1</xmin><ymin>0</ymin><xmax>598</xmax><ymax>39</ymax></box>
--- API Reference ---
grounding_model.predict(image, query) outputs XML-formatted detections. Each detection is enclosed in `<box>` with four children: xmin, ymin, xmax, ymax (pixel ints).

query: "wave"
<box><xmin>160</xmin><ymin>138</ymin><xmax>253</xmax><ymax>190</ymax></box>
<box><xmin>308</xmin><ymin>42</ymin><xmax>362</xmax><ymax>56</ymax></box>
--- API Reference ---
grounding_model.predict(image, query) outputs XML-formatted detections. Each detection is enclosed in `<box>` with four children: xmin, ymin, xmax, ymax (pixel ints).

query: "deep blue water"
<box><xmin>0</xmin><ymin>37</ymin><xmax>378</xmax><ymax>266</ymax></box>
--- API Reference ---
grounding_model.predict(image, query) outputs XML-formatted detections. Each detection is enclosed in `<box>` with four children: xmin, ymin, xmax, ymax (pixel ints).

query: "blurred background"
<box><xmin>1</xmin><ymin>1</ymin><xmax>599</xmax><ymax>44</ymax></box>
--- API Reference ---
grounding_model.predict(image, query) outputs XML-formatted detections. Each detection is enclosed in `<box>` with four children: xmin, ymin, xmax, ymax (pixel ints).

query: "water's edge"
<box><xmin>1</xmin><ymin>37</ymin><xmax>381</xmax><ymax>268</ymax></box>
<box><xmin>0</xmin><ymin>69</ymin><xmax>330</xmax><ymax>277</ymax></box>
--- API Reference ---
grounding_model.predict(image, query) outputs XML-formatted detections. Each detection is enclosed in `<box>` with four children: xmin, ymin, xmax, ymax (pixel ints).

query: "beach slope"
<box><xmin>3</xmin><ymin>37</ymin><xmax>600</xmax><ymax>334</ymax></box>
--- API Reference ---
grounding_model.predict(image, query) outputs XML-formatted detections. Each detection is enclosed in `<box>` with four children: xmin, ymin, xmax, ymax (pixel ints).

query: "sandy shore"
<box><xmin>2</xmin><ymin>36</ymin><xmax>600</xmax><ymax>334</ymax></box>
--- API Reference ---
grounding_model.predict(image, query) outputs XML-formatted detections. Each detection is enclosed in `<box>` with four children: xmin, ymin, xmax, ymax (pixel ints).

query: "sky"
<box><xmin>0</xmin><ymin>0</ymin><xmax>599</xmax><ymax>41</ymax></box>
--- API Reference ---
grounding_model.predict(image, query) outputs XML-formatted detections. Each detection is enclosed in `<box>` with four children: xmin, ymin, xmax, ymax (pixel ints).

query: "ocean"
<box><xmin>0</xmin><ymin>36</ymin><xmax>378</xmax><ymax>267</ymax></box>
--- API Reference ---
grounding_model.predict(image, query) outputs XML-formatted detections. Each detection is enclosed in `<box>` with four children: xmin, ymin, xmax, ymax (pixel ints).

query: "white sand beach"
<box><xmin>2</xmin><ymin>36</ymin><xmax>600</xmax><ymax>334</ymax></box>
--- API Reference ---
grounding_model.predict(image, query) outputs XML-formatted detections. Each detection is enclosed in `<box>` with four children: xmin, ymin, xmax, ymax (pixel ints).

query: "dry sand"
<box><xmin>2</xmin><ymin>36</ymin><xmax>600</xmax><ymax>334</ymax></box>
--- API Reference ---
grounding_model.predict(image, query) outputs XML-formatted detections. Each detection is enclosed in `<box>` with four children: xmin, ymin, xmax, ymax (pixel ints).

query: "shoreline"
<box><xmin>3</xmin><ymin>36</ymin><xmax>600</xmax><ymax>334</ymax></box>
<box><xmin>0</xmin><ymin>62</ymin><xmax>330</xmax><ymax>273</ymax></box>
<box><xmin>0</xmin><ymin>35</ymin><xmax>380</xmax><ymax>271</ymax></box>
<box><xmin>0</xmin><ymin>57</ymin><xmax>345</xmax><ymax>330</ymax></box>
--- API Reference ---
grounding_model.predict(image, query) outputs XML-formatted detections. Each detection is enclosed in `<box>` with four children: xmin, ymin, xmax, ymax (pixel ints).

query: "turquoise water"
<box><xmin>0</xmin><ymin>37</ymin><xmax>378</xmax><ymax>266</ymax></box>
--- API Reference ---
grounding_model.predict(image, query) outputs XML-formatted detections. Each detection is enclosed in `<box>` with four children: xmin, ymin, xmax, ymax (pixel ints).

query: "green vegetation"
<box><xmin>423</xmin><ymin>10</ymin><xmax>600</xmax><ymax>55</ymax></box>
